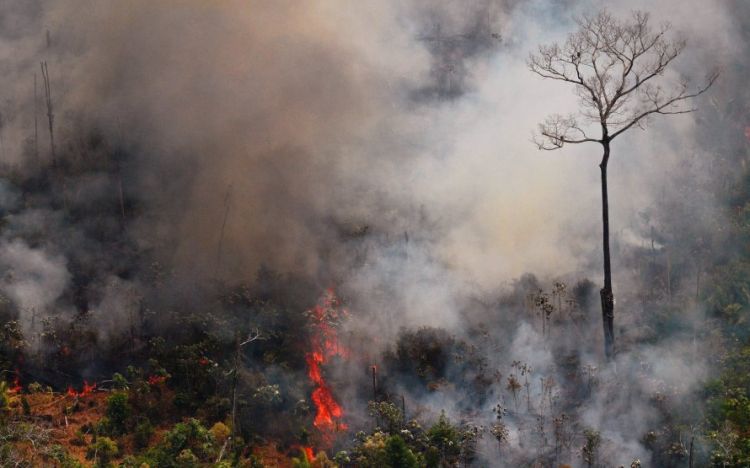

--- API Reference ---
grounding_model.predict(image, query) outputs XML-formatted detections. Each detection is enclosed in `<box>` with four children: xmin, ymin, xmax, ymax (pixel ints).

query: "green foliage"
<box><xmin>20</xmin><ymin>396</ymin><xmax>30</xmax><ymax>416</ymax></box>
<box><xmin>105</xmin><ymin>392</ymin><xmax>131</xmax><ymax>434</ymax></box>
<box><xmin>138</xmin><ymin>418</ymin><xmax>218</xmax><ymax>468</ymax></box>
<box><xmin>582</xmin><ymin>429</ymin><xmax>601</xmax><ymax>468</ymax></box>
<box><xmin>152</xmin><ymin>340</ymin><xmax>218</xmax><ymax>409</ymax></box>
<box><xmin>703</xmin><ymin>347</ymin><xmax>750</xmax><ymax>466</ymax></box>
<box><xmin>0</xmin><ymin>381</ymin><xmax>8</xmax><ymax>411</ymax></box>
<box><xmin>368</xmin><ymin>401</ymin><xmax>404</xmax><ymax>433</ymax></box>
<box><xmin>134</xmin><ymin>420</ymin><xmax>155</xmax><ymax>449</ymax></box>
<box><xmin>112</xmin><ymin>372</ymin><xmax>129</xmax><ymax>390</ymax></box>
<box><xmin>87</xmin><ymin>436</ymin><xmax>118</xmax><ymax>468</ymax></box>
<box><xmin>707</xmin><ymin>422</ymin><xmax>750</xmax><ymax>467</ymax></box>
<box><xmin>176</xmin><ymin>448</ymin><xmax>200</xmax><ymax>468</ymax></box>
<box><xmin>116</xmin><ymin>456</ymin><xmax>141</xmax><ymax>468</ymax></box>
<box><xmin>384</xmin><ymin>435</ymin><xmax>419</xmax><ymax>468</ymax></box>
<box><xmin>347</xmin><ymin>431</ymin><xmax>389</xmax><ymax>467</ymax></box>
<box><xmin>705</xmin><ymin>262</ymin><xmax>750</xmax><ymax>336</ymax></box>
<box><xmin>252</xmin><ymin>384</ymin><xmax>282</xmax><ymax>405</ymax></box>
<box><xmin>97</xmin><ymin>416</ymin><xmax>112</xmax><ymax>436</ymax></box>
<box><xmin>426</xmin><ymin>411</ymin><xmax>462</xmax><ymax>465</ymax></box>
<box><xmin>291</xmin><ymin>450</ymin><xmax>340</xmax><ymax>468</ymax></box>
<box><xmin>49</xmin><ymin>445</ymin><xmax>86</xmax><ymax>468</ymax></box>
<box><xmin>343</xmin><ymin>410</ymin><xmax>478</xmax><ymax>468</ymax></box>
<box><xmin>166</xmin><ymin>419</ymin><xmax>215</xmax><ymax>456</ymax></box>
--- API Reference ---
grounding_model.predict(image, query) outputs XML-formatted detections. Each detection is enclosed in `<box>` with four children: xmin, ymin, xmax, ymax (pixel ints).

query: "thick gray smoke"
<box><xmin>0</xmin><ymin>0</ymin><xmax>745</xmax><ymax>465</ymax></box>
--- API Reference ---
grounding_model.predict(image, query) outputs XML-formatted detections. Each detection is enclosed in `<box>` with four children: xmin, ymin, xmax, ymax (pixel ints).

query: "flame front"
<box><xmin>305</xmin><ymin>288</ymin><xmax>349</xmax><ymax>444</ymax></box>
<box><xmin>67</xmin><ymin>381</ymin><xmax>97</xmax><ymax>398</ymax></box>
<box><xmin>148</xmin><ymin>375</ymin><xmax>168</xmax><ymax>385</ymax></box>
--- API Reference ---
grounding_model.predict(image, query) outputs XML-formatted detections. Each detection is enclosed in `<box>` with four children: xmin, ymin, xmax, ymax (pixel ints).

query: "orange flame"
<box><xmin>293</xmin><ymin>445</ymin><xmax>315</xmax><ymax>462</ymax></box>
<box><xmin>148</xmin><ymin>375</ymin><xmax>168</xmax><ymax>385</ymax></box>
<box><xmin>305</xmin><ymin>288</ymin><xmax>349</xmax><ymax>445</ymax></box>
<box><xmin>67</xmin><ymin>381</ymin><xmax>97</xmax><ymax>398</ymax></box>
<box><xmin>9</xmin><ymin>376</ymin><xmax>21</xmax><ymax>394</ymax></box>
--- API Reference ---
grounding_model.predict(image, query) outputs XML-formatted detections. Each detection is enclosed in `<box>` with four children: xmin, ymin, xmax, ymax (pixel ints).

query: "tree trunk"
<box><xmin>34</xmin><ymin>72</ymin><xmax>39</xmax><ymax>170</ymax></box>
<box><xmin>231</xmin><ymin>336</ymin><xmax>240</xmax><ymax>442</ymax></box>
<box><xmin>689</xmin><ymin>435</ymin><xmax>694</xmax><ymax>468</ymax></box>
<box><xmin>599</xmin><ymin>143</ymin><xmax>615</xmax><ymax>361</ymax></box>
<box><xmin>40</xmin><ymin>62</ymin><xmax>56</xmax><ymax>168</ymax></box>
<box><xmin>214</xmin><ymin>187</ymin><xmax>233</xmax><ymax>282</ymax></box>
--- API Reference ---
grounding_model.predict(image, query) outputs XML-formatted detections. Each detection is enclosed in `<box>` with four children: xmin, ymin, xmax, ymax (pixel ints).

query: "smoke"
<box><xmin>0</xmin><ymin>0</ymin><xmax>746</xmax><ymax>465</ymax></box>
<box><xmin>0</xmin><ymin>240</ymin><xmax>69</xmax><ymax>335</ymax></box>
<box><xmin>0</xmin><ymin>0</ymin><xmax>733</xmax><ymax>287</ymax></box>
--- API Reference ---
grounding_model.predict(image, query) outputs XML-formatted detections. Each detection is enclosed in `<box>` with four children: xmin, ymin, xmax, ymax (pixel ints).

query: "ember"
<box><xmin>148</xmin><ymin>375</ymin><xmax>168</xmax><ymax>385</ymax></box>
<box><xmin>305</xmin><ymin>288</ymin><xmax>349</xmax><ymax>444</ymax></box>
<box><xmin>9</xmin><ymin>375</ymin><xmax>22</xmax><ymax>394</ymax></box>
<box><xmin>67</xmin><ymin>381</ymin><xmax>97</xmax><ymax>398</ymax></box>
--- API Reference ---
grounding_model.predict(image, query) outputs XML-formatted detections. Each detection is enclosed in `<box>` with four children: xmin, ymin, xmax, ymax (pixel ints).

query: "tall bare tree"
<box><xmin>34</xmin><ymin>72</ymin><xmax>39</xmax><ymax>169</ymax></box>
<box><xmin>528</xmin><ymin>10</ymin><xmax>719</xmax><ymax>361</ymax></box>
<box><xmin>40</xmin><ymin>61</ymin><xmax>56</xmax><ymax>168</ymax></box>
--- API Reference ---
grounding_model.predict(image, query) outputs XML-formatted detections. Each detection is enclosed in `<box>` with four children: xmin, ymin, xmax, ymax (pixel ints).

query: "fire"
<box><xmin>305</xmin><ymin>287</ymin><xmax>349</xmax><ymax>444</ymax></box>
<box><xmin>67</xmin><ymin>381</ymin><xmax>97</xmax><ymax>398</ymax></box>
<box><xmin>148</xmin><ymin>375</ymin><xmax>168</xmax><ymax>385</ymax></box>
<box><xmin>9</xmin><ymin>376</ymin><xmax>22</xmax><ymax>394</ymax></box>
<box><xmin>293</xmin><ymin>445</ymin><xmax>315</xmax><ymax>462</ymax></box>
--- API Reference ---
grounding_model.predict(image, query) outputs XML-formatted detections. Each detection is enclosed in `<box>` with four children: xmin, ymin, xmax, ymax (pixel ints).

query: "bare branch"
<box><xmin>239</xmin><ymin>326</ymin><xmax>268</xmax><ymax>346</ymax></box>
<box><xmin>532</xmin><ymin>114</ymin><xmax>601</xmax><ymax>150</ymax></box>
<box><xmin>610</xmin><ymin>67</ymin><xmax>720</xmax><ymax>140</ymax></box>
<box><xmin>530</xmin><ymin>9</ymin><xmax>721</xmax><ymax>149</ymax></box>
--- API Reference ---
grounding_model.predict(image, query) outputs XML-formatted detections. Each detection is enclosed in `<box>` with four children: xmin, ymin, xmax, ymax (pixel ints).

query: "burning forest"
<box><xmin>305</xmin><ymin>288</ymin><xmax>349</xmax><ymax>446</ymax></box>
<box><xmin>1</xmin><ymin>0</ymin><xmax>750</xmax><ymax>467</ymax></box>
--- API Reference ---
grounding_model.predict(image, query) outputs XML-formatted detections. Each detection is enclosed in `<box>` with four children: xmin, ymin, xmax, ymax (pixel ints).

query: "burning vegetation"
<box><xmin>67</xmin><ymin>382</ymin><xmax>97</xmax><ymax>398</ymax></box>
<box><xmin>304</xmin><ymin>288</ymin><xmax>349</xmax><ymax>445</ymax></box>
<box><xmin>1</xmin><ymin>1</ymin><xmax>750</xmax><ymax>468</ymax></box>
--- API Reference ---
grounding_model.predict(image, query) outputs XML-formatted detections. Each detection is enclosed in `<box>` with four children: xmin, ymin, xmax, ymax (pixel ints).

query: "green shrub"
<box><xmin>426</xmin><ymin>411</ymin><xmax>462</xmax><ymax>464</ymax></box>
<box><xmin>96</xmin><ymin>417</ymin><xmax>113</xmax><ymax>436</ymax></box>
<box><xmin>176</xmin><ymin>449</ymin><xmax>200</xmax><ymax>468</ymax></box>
<box><xmin>20</xmin><ymin>396</ymin><xmax>30</xmax><ymax>415</ymax></box>
<box><xmin>49</xmin><ymin>445</ymin><xmax>86</xmax><ymax>468</ymax></box>
<box><xmin>112</xmin><ymin>373</ymin><xmax>129</xmax><ymax>390</ymax></box>
<box><xmin>86</xmin><ymin>436</ymin><xmax>118</xmax><ymax>468</ymax></box>
<box><xmin>139</xmin><ymin>418</ymin><xmax>216</xmax><ymax>468</ymax></box>
<box><xmin>27</xmin><ymin>382</ymin><xmax>42</xmax><ymax>394</ymax></box>
<box><xmin>106</xmin><ymin>392</ymin><xmax>131</xmax><ymax>433</ymax></box>
<box><xmin>135</xmin><ymin>420</ymin><xmax>155</xmax><ymax>449</ymax></box>
<box><xmin>0</xmin><ymin>381</ymin><xmax>8</xmax><ymax>410</ymax></box>
<box><xmin>384</xmin><ymin>435</ymin><xmax>419</xmax><ymax>468</ymax></box>
<box><xmin>368</xmin><ymin>402</ymin><xmax>404</xmax><ymax>433</ymax></box>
